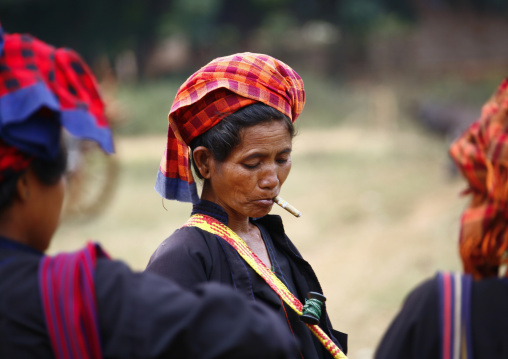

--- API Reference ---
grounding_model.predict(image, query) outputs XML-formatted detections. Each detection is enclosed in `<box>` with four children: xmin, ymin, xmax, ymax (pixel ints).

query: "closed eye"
<box><xmin>243</xmin><ymin>163</ymin><xmax>260</xmax><ymax>169</ymax></box>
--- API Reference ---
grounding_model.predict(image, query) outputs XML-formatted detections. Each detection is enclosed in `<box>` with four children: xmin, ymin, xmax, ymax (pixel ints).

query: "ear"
<box><xmin>16</xmin><ymin>171</ymin><xmax>31</xmax><ymax>202</ymax></box>
<box><xmin>192</xmin><ymin>146</ymin><xmax>213</xmax><ymax>179</ymax></box>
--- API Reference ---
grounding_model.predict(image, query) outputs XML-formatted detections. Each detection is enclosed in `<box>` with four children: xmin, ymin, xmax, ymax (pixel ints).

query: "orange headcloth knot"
<box><xmin>450</xmin><ymin>78</ymin><xmax>508</xmax><ymax>279</ymax></box>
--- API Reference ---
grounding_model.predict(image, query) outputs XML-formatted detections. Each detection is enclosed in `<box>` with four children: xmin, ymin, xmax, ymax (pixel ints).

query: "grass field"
<box><xmin>50</xmin><ymin>75</ymin><xmax>490</xmax><ymax>358</ymax></box>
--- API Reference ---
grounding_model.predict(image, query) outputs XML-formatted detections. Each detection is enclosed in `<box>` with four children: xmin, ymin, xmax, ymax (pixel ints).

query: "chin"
<box><xmin>249</xmin><ymin>208</ymin><xmax>272</xmax><ymax>219</ymax></box>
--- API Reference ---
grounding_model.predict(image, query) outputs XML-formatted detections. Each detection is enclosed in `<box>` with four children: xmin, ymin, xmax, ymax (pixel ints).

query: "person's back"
<box><xmin>0</xmin><ymin>238</ymin><xmax>298</xmax><ymax>358</ymax></box>
<box><xmin>375</xmin><ymin>78</ymin><xmax>508</xmax><ymax>359</ymax></box>
<box><xmin>375</xmin><ymin>274</ymin><xmax>508</xmax><ymax>358</ymax></box>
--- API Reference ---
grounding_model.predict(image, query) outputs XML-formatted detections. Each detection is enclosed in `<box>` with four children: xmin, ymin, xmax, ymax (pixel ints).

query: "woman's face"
<box><xmin>204</xmin><ymin>120</ymin><xmax>292</xmax><ymax>221</ymax></box>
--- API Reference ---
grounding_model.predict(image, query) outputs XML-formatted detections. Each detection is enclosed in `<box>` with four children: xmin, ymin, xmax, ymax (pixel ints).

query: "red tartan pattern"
<box><xmin>157</xmin><ymin>53</ymin><xmax>305</xmax><ymax>201</ymax></box>
<box><xmin>450</xmin><ymin>78</ymin><xmax>508</xmax><ymax>279</ymax></box>
<box><xmin>159</xmin><ymin>90</ymin><xmax>256</xmax><ymax>182</ymax></box>
<box><xmin>0</xmin><ymin>32</ymin><xmax>108</xmax><ymax>128</ymax></box>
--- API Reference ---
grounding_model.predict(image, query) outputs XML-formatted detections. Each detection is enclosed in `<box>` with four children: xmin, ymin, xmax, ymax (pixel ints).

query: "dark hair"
<box><xmin>189</xmin><ymin>103</ymin><xmax>295</xmax><ymax>179</ymax></box>
<box><xmin>0</xmin><ymin>143</ymin><xmax>67</xmax><ymax>212</ymax></box>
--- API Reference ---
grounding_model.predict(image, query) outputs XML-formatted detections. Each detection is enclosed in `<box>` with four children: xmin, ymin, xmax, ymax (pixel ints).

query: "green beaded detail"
<box><xmin>302</xmin><ymin>298</ymin><xmax>323</xmax><ymax>320</ymax></box>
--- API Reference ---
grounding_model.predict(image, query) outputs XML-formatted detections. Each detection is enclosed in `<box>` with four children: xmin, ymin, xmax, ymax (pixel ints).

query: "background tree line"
<box><xmin>2</xmin><ymin>0</ymin><xmax>508</xmax><ymax>80</ymax></box>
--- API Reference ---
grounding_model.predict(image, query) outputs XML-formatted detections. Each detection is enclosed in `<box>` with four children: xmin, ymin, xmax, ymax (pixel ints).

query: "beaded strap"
<box><xmin>184</xmin><ymin>214</ymin><xmax>347</xmax><ymax>359</ymax></box>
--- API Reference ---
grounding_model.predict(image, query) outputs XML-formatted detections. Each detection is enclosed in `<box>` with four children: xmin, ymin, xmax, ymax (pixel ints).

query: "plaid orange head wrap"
<box><xmin>450</xmin><ymin>78</ymin><xmax>508</xmax><ymax>279</ymax></box>
<box><xmin>155</xmin><ymin>52</ymin><xmax>305</xmax><ymax>203</ymax></box>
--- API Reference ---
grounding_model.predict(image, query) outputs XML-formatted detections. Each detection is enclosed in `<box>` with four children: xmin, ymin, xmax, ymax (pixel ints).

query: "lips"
<box><xmin>255</xmin><ymin>199</ymin><xmax>274</xmax><ymax>207</ymax></box>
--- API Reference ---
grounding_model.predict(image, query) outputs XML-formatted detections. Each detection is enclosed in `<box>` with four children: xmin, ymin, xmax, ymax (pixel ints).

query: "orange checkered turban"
<box><xmin>155</xmin><ymin>52</ymin><xmax>305</xmax><ymax>203</ymax></box>
<box><xmin>450</xmin><ymin>78</ymin><xmax>508</xmax><ymax>279</ymax></box>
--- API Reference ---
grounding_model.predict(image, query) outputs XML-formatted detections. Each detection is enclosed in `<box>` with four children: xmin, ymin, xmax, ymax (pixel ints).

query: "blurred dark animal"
<box><xmin>414</xmin><ymin>101</ymin><xmax>479</xmax><ymax>175</ymax></box>
<box><xmin>415</xmin><ymin>102</ymin><xmax>479</xmax><ymax>142</ymax></box>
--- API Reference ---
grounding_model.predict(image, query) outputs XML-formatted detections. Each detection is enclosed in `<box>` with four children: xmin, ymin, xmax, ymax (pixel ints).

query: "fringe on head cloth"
<box><xmin>155</xmin><ymin>52</ymin><xmax>305</xmax><ymax>203</ymax></box>
<box><xmin>450</xmin><ymin>78</ymin><xmax>508</xmax><ymax>279</ymax></box>
<box><xmin>0</xmin><ymin>23</ymin><xmax>114</xmax><ymax>179</ymax></box>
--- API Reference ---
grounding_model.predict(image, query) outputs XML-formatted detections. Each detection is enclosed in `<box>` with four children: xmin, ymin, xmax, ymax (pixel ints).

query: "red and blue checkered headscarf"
<box><xmin>155</xmin><ymin>52</ymin><xmax>305</xmax><ymax>203</ymax></box>
<box><xmin>0</xmin><ymin>24</ymin><xmax>115</xmax><ymax>359</ymax></box>
<box><xmin>0</xmin><ymin>24</ymin><xmax>114</xmax><ymax>179</ymax></box>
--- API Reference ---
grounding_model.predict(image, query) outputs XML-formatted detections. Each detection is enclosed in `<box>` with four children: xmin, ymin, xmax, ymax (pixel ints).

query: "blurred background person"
<box><xmin>375</xmin><ymin>78</ymin><xmax>508</xmax><ymax>359</ymax></box>
<box><xmin>145</xmin><ymin>52</ymin><xmax>348</xmax><ymax>359</ymax></box>
<box><xmin>0</xmin><ymin>24</ymin><xmax>300</xmax><ymax>359</ymax></box>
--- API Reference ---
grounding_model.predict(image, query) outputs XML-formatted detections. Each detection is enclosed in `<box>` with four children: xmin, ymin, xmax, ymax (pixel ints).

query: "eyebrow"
<box><xmin>243</xmin><ymin>148</ymin><xmax>292</xmax><ymax>161</ymax></box>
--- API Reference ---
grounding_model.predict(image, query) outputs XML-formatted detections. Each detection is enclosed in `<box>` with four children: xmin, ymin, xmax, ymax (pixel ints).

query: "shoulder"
<box><xmin>149</xmin><ymin>226</ymin><xmax>218</xmax><ymax>261</ymax></box>
<box><xmin>400</xmin><ymin>275</ymin><xmax>440</xmax><ymax>316</ymax></box>
<box><xmin>145</xmin><ymin>226</ymin><xmax>227</xmax><ymax>284</ymax></box>
<box><xmin>374</xmin><ymin>275</ymin><xmax>441</xmax><ymax>359</ymax></box>
<box><xmin>95</xmin><ymin>257</ymin><xmax>195</xmax><ymax>314</ymax></box>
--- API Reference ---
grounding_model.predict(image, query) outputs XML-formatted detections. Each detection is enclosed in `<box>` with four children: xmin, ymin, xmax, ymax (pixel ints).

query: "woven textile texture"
<box><xmin>156</xmin><ymin>52</ymin><xmax>305</xmax><ymax>203</ymax></box>
<box><xmin>39</xmin><ymin>242</ymin><xmax>110</xmax><ymax>359</ymax></box>
<box><xmin>450</xmin><ymin>78</ymin><xmax>508</xmax><ymax>279</ymax></box>
<box><xmin>0</xmin><ymin>23</ymin><xmax>113</xmax><ymax>161</ymax></box>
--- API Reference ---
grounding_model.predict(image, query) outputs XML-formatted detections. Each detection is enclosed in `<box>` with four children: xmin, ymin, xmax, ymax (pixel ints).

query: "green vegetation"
<box><xmin>115</xmin><ymin>78</ymin><xmax>183</xmax><ymax>135</ymax></box>
<box><xmin>114</xmin><ymin>72</ymin><xmax>501</xmax><ymax>137</ymax></box>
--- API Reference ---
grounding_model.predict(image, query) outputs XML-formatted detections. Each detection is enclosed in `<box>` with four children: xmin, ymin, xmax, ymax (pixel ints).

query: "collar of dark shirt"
<box><xmin>0</xmin><ymin>236</ymin><xmax>43</xmax><ymax>256</ymax></box>
<box><xmin>191</xmin><ymin>199</ymin><xmax>284</xmax><ymax>226</ymax></box>
<box><xmin>191</xmin><ymin>200</ymin><xmax>229</xmax><ymax>225</ymax></box>
<box><xmin>191</xmin><ymin>199</ymin><xmax>287</xmax><ymax>238</ymax></box>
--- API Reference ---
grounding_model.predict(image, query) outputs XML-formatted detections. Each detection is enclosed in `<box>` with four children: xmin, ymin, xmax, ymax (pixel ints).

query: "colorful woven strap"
<box><xmin>184</xmin><ymin>214</ymin><xmax>347</xmax><ymax>359</ymax></box>
<box><xmin>438</xmin><ymin>271</ymin><xmax>474</xmax><ymax>359</ymax></box>
<box><xmin>38</xmin><ymin>242</ymin><xmax>110</xmax><ymax>359</ymax></box>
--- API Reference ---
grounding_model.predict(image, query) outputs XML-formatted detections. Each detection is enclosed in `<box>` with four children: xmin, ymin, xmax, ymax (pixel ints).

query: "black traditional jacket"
<box><xmin>375</xmin><ymin>274</ymin><xmax>508</xmax><ymax>359</ymax></box>
<box><xmin>0</xmin><ymin>236</ymin><xmax>299</xmax><ymax>359</ymax></box>
<box><xmin>146</xmin><ymin>200</ymin><xmax>348</xmax><ymax>358</ymax></box>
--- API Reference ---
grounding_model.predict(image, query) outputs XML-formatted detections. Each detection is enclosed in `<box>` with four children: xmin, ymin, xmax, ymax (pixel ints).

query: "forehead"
<box><xmin>236</xmin><ymin>121</ymin><xmax>292</xmax><ymax>150</ymax></box>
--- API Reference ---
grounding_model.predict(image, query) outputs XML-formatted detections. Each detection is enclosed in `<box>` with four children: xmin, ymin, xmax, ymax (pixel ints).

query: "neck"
<box><xmin>0</xmin><ymin>204</ymin><xmax>45</xmax><ymax>252</ymax></box>
<box><xmin>200</xmin><ymin>185</ymin><xmax>253</xmax><ymax>234</ymax></box>
<box><xmin>227</xmin><ymin>215</ymin><xmax>253</xmax><ymax>236</ymax></box>
<box><xmin>195</xmin><ymin>198</ymin><xmax>270</xmax><ymax>267</ymax></box>
<box><xmin>0</xmin><ymin>208</ymin><xmax>26</xmax><ymax>246</ymax></box>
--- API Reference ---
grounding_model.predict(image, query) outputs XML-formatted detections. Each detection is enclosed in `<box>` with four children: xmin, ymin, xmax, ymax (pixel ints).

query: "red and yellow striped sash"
<box><xmin>184</xmin><ymin>214</ymin><xmax>347</xmax><ymax>359</ymax></box>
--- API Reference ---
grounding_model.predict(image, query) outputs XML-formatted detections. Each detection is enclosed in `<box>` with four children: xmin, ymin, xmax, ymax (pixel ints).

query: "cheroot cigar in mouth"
<box><xmin>273</xmin><ymin>196</ymin><xmax>301</xmax><ymax>218</ymax></box>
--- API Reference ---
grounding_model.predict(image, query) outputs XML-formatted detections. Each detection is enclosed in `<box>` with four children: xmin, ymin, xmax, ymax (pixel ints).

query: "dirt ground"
<box><xmin>52</xmin><ymin>127</ymin><xmax>467</xmax><ymax>359</ymax></box>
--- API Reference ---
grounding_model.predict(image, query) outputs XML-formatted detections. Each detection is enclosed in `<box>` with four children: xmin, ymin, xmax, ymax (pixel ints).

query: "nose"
<box><xmin>259</xmin><ymin>164</ymin><xmax>279</xmax><ymax>190</ymax></box>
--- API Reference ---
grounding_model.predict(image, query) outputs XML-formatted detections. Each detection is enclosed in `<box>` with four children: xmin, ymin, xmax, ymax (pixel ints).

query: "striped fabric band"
<box><xmin>38</xmin><ymin>242</ymin><xmax>110</xmax><ymax>359</ymax></box>
<box><xmin>184</xmin><ymin>214</ymin><xmax>347</xmax><ymax>359</ymax></box>
<box><xmin>438</xmin><ymin>271</ymin><xmax>474</xmax><ymax>359</ymax></box>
